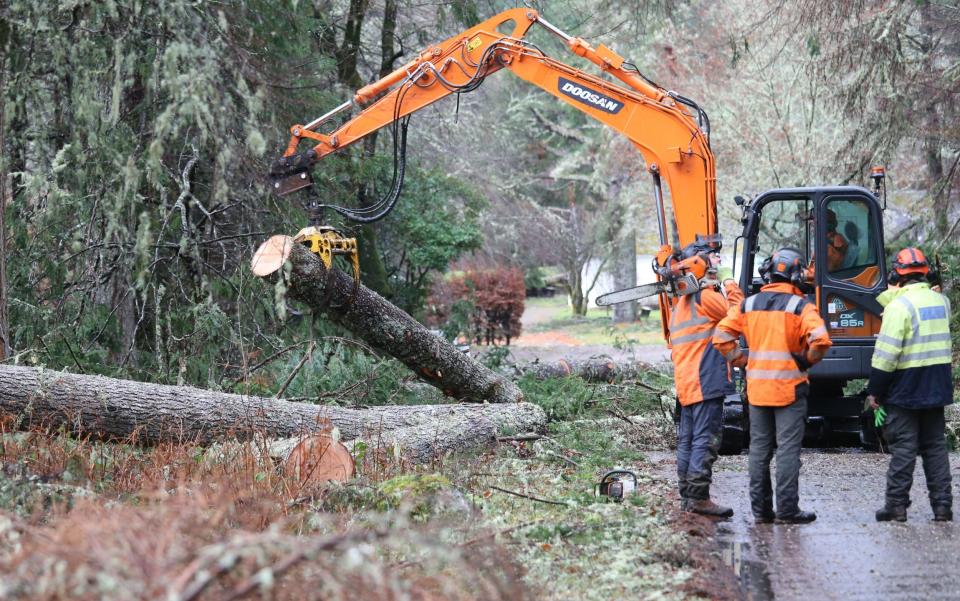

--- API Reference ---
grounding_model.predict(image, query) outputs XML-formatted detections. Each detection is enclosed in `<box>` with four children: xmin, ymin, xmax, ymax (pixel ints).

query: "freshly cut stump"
<box><xmin>250</xmin><ymin>234</ymin><xmax>294</xmax><ymax>277</ymax></box>
<box><xmin>278</xmin><ymin>434</ymin><xmax>355</xmax><ymax>484</ymax></box>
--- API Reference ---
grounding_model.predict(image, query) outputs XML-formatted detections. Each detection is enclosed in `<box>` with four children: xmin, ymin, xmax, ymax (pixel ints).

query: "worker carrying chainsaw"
<box><xmin>866</xmin><ymin>248</ymin><xmax>953</xmax><ymax>522</ymax></box>
<box><xmin>713</xmin><ymin>247</ymin><xmax>832</xmax><ymax>524</ymax></box>
<box><xmin>670</xmin><ymin>239</ymin><xmax>743</xmax><ymax>518</ymax></box>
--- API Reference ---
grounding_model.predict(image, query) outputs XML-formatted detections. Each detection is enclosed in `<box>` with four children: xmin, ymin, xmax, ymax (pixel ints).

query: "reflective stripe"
<box><xmin>876</xmin><ymin>287</ymin><xmax>952</xmax><ymax>372</ymax></box>
<box><xmin>714</xmin><ymin>330</ymin><xmax>737</xmax><ymax>343</ymax></box>
<box><xmin>785</xmin><ymin>295</ymin><xmax>803</xmax><ymax>314</ymax></box>
<box><xmin>876</xmin><ymin>334</ymin><xmax>903</xmax><ymax>349</ymax></box>
<box><xmin>747</xmin><ymin>369</ymin><xmax>805</xmax><ymax>380</ymax></box>
<box><xmin>670</xmin><ymin>295</ymin><xmax>707</xmax><ymax>331</ymax></box>
<box><xmin>872</xmin><ymin>348</ymin><xmax>899</xmax><ymax>363</ymax></box>
<box><xmin>808</xmin><ymin>326</ymin><xmax>827</xmax><ymax>342</ymax></box>
<box><xmin>671</xmin><ymin>328</ymin><xmax>715</xmax><ymax>345</ymax></box>
<box><xmin>898</xmin><ymin>348</ymin><xmax>953</xmax><ymax>363</ymax></box>
<box><xmin>894</xmin><ymin>296</ymin><xmax>920</xmax><ymax>336</ymax></box>
<box><xmin>744</xmin><ymin>296</ymin><xmax>758</xmax><ymax>313</ymax></box>
<box><xmin>749</xmin><ymin>350</ymin><xmax>795</xmax><ymax>361</ymax></box>
<box><xmin>919</xmin><ymin>306</ymin><xmax>947</xmax><ymax>321</ymax></box>
<box><xmin>672</xmin><ymin>316</ymin><xmax>711</xmax><ymax>331</ymax></box>
<box><xmin>907</xmin><ymin>332</ymin><xmax>952</xmax><ymax>346</ymax></box>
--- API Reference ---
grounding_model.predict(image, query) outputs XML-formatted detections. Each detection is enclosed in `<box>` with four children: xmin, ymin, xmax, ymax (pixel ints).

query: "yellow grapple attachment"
<box><xmin>293</xmin><ymin>225</ymin><xmax>361</xmax><ymax>297</ymax></box>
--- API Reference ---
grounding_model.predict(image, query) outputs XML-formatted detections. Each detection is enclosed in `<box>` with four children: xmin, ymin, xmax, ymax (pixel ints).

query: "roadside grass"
<box><xmin>523</xmin><ymin>296</ymin><xmax>663</xmax><ymax>346</ymax></box>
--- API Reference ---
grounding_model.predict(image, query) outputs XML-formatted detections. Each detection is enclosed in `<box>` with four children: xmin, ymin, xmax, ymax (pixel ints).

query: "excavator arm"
<box><xmin>272</xmin><ymin>8</ymin><xmax>718</xmax><ymax>338</ymax></box>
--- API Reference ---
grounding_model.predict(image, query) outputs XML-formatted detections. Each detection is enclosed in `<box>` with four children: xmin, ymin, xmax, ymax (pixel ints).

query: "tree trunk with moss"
<box><xmin>0</xmin><ymin>365</ymin><xmax>544</xmax><ymax>447</ymax></box>
<box><xmin>284</xmin><ymin>244</ymin><xmax>523</xmax><ymax>403</ymax></box>
<box><xmin>511</xmin><ymin>359</ymin><xmax>654</xmax><ymax>382</ymax></box>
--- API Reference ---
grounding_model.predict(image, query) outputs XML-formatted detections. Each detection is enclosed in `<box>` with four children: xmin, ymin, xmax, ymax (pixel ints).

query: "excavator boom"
<box><xmin>273</xmin><ymin>8</ymin><xmax>719</xmax><ymax>338</ymax></box>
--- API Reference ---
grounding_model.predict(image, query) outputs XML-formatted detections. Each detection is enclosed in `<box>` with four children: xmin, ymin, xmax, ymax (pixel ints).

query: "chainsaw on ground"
<box><xmin>595</xmin><ymin>469</ymin><xmax>638</xmax><ymax>502</ymax></box>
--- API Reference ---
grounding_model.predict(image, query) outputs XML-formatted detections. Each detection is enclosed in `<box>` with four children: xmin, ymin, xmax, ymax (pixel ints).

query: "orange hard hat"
<box><xmin>892</xmin><ymin>247</ymin><xmax>929</xmax><ymax>276</ymax></box>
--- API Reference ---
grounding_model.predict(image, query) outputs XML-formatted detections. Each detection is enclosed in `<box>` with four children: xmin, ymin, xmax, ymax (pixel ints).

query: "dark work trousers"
<box><xmin>883</xmin><ymin>405</ymin><xmax>953</xmax><ymax>510</ymax></box>
<box><xmin>748</xmin><ymin>392</ymin><xmax>808</xmax><ymax>517</ymax></box>
<box><xmin>676</xmin><ymin>397</ymin><xmax>724</xmax><ymax>500</ymax></box>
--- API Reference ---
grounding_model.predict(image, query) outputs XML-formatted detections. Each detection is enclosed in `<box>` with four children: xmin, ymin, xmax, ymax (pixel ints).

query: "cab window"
<box><xmin>753</xmin><ymin>198</ymin><xmax>812</xmax><ymax>280</ymax></box>
<box><xmin>824</xmin><ymin>198</ymin><xmax>880</xmax><ymax>287</ymax></box>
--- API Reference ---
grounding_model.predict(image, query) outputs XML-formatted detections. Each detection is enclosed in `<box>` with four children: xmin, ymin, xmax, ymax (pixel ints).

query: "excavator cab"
<box><xmin>734</xmin><ymin>186</ymin><xmax>887</xmax><ymax>446</ymax></box>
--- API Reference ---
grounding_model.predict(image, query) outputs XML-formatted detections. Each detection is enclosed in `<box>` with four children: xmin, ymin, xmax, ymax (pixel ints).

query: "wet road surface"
<box><xmin>655</xmin><ymin>450</ymin><xmax>960</xmax><ymax>600</ymax></box>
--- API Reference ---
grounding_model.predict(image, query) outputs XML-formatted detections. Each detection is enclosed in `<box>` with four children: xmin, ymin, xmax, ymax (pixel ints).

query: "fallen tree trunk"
<box><xmin>347</xmin><ymin>412</ymin><xmax>499</xmax><ymax>464</ymax></box>
<box><xmin>0</xmin><ymin>365</ymin><xmax>545</xmax><ymax>445</ymax></box>
<box><xmin>511</xmin><ymin>359</ymin><xmax>654</xmax><ymax>382</ymax></box>
<box><xmin>275</xmin><ymin>242</ymin><xmax>522</xmax><ymax>404</ymax></box>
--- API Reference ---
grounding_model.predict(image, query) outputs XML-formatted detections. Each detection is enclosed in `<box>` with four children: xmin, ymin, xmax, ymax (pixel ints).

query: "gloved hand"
<box><xmin>874</xmin><ymin>405</ymin><xmax>887</xmax><ymax>428</ymax></box>
<box><xmin>791</xmin><ymin>352</ymin><xmax>813</xmax><ymax>371</ymax></box>
<box><xmin>717</xmin><ymin>266</ymin><xmax>734</xmax><ymax>284</ymax></box>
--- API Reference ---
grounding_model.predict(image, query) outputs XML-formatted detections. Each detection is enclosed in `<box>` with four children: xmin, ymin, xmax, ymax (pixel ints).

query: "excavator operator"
<box><xmin>824</xmin><ymin>209</ymin><xmax>849</xmax><ymax>272</ymax></box>
<box><xmin>713</xmin><ymin>248</ymin><xmax>832</xmax><ymax>524</ymax></box>
<box><xmin>806</xmin><ymin>208</ymin><xmax>849</xmax><ymax>280</ymax></box>
<box><xmin>670</xmin><ymin>239</ymin><xmax>743</xmax><ymax>518</ymax></box>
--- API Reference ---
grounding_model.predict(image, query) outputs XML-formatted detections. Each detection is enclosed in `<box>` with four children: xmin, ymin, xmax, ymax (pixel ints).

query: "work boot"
<box><xmin>687</xmin><ymin>498</ymin><xmax>733</xmax><ymax>518</ymax></box>
<box><xmin>875</xmin><ymin>505</ymin><xmax>907</xmax><ymax>522</ymax></box>
<box><xmin>775</xmin><ymin>510</ymin><xmax>817</xmax><ymax>524</ymax></box>
<box><xmin>933</xmin><ymin>506</ymin><xmax>953</xmax><ymax>522</ymax></box>
<box><xmin>754</xmin><ymin>510</ymin><xmax>776</xmax><ymax>524</ymax></box>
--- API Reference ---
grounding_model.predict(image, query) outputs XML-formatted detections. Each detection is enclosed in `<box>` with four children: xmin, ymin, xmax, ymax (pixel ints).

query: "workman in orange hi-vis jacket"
<box><xmin>670</xmin><ymin>240</ymin><xmax>744</xmax><ymax>518</ymax></box>
<box><xmin>713</xmin><ymin>247</ymin><xmax>832</xmax><ymax>524</ymax></box>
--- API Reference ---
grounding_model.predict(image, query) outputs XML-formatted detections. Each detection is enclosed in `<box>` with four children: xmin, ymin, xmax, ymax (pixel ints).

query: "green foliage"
<box><xmin>231</xmin><ymin>321</ymin><xmax>440</xmax><ymax>407</ymax></box>
<box><xmin>517</xmin><ymin>370</ymin><xmax>671</xmax><ymax>423</ymax></box>
<box><xmin>377</xmin><ymin>167</ymin><xmax>486</xmax><ymax>313</ymax></box>
<box><xmin>1</xmin><ymin>0</ymin><xmax>321</xmax><ymax>384</ymax></box>
<box><xmin>931</xmin><ymin>244</ymin><xmax>960</xmax><ymax>395</ymax></box>
<box><xmin>524</xmin><ymin>266</ymin><xmax>548</xmax><ymax>290</ymax></box>
<box><xmin>438</xmin><ymin>298</ymin><xmax>476</xmax><ymax>343</ymax></box>
<box><xmin>481</xmin><ymin>345</ymin><xmax>512</xmax><ymax>369</ymax></box>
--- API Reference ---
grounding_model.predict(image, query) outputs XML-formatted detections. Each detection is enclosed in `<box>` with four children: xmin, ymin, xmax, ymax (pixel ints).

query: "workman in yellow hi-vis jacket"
<box><xmin>867</xmin><ymin>248</ymin><xmax>954</xmax><ymax>522</ymax></box>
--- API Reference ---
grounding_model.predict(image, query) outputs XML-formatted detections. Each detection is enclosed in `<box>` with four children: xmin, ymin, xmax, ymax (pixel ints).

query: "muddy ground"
<box><xmin>652</xmin><ymin>450</ymin><xmax>960</xmax><ymax>601</ymax></box>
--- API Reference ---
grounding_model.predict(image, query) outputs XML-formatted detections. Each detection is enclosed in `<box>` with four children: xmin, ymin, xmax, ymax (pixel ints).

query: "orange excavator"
<box><xmin>270</xmin><ymin>8</ymin><xmax>890</xmax><ymax>450</ymax></box>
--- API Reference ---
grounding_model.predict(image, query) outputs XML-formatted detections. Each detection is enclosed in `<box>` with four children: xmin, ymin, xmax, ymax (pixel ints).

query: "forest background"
<box><xmin>0</xmin><ymin>0</ymin><xmax>958</xmax><ymax>395</ymax></box>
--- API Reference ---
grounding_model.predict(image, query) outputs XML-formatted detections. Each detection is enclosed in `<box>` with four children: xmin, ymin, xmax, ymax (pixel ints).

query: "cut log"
<box><xmin>348</xmin><ymin>412</ymin><xmax>497</xmax><ymax>464</ymax></box>
<box><xmin>0</xmin><ymin>365</ymin><xmax>546</xmax><ymax>446</ymax></box>
<box><xmin>261</xmin><ymin>240</ymin><xmax>522</xmax><ymax>404</ymax></box>
<box><xmin>511</xmin><ymin>359</ymin><xmax>653</xmax><ymax>382</ymax></box>
<box><xmin>275</xmin><ymin>434</ymin><xmax>356</xmax><ymax>484</ymax></box>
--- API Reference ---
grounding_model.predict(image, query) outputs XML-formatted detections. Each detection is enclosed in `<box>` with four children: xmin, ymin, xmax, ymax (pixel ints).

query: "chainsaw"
<box><xmin>596</xmin><ymin>273</ymin><xmax>700</xmax><ymax>307</ymax></box>
<box><xmin>596</xmin><ymin>252</ymin><xmax>712</xmax><ymax>307</ymax></box>
<box><xmin>595</xmin><ymin>469</ymin><xmax>638</xmax><ymax>501</ymax></box>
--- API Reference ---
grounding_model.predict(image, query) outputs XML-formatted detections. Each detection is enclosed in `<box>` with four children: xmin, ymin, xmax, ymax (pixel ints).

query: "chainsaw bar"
<box><xmin>595</xmin><ymin>274</ymin><xmax>699</xmax><ymax>306</ymax></box>
<box><xmin>596</xmin><ymin>282</ymin><xmax>664</xmax><ymax>306</ymax></box>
